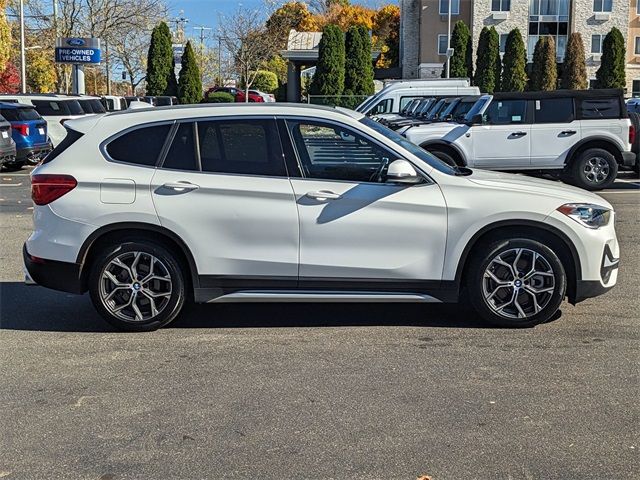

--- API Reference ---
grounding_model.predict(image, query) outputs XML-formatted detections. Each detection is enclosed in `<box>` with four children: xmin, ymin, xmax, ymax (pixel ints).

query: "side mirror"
<box><xmin>386</xmin><ymin>159</ymin><xmax>422</xmax><ymax>184</ymax></box>
<box><xmin>469</xmin><ymin>113</ymin><xmax>483</xmax><ymax>125</ymax></box>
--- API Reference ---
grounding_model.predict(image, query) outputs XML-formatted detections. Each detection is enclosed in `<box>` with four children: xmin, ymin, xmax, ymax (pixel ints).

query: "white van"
<box><xmin>356</xmin><ymin>79</ymin><xmax>480</xmax><ymax>116</ymax></box>
<box><xmin>0</xmin><ymin>94</ymin><xmax>87</xmax><ymax>146</ymax></box>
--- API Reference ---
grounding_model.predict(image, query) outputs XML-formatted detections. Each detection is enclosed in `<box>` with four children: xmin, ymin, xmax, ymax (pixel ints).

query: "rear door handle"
<box><xmin>306</xmin><ymin>190</ymin><xmax>342</xmax><ymax>200</ymax></box>
<box><xmin>511</xmin><ymin>131</ymin><xmax>527</xmax><ymax>137</ymax></box>
<box><xmin>561</xmin><ymin>130</ymin><xmax>577</xmax><ymax>135</ymax></box>
<box><xmin>162</xmin><ymin>181</ymin><xmax>199</xmax><ymax>192</ymax></box>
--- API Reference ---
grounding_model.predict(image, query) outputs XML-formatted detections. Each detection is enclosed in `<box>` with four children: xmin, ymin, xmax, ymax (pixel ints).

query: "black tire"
<box><xmin>2</xmin><ymin>160</ymin><xmax>25</xmax><ymax>172</ymax></box>
<box><xmin>565</xmin><ymin>148</ymin><xmax>617</xmax><ymax>191</ymax></box>
<box><xmin>88</xmin><ymin>241</ymin><xmax>186</xmax><ymax>332</ymax></box>
<box><xmin>466</xmin><ymin>237</ymin><xmax>566</xmax><ymax>328</ymax></box>
<box><xmin>426</xmin><ymin>146</ymin><xmax>461</xmax><ymax>167</ymax></box>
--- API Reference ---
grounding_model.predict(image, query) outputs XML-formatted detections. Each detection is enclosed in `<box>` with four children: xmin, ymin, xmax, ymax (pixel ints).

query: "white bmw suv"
<box><xmin>25</xmin><ymin>104</ymin><xmax>619</xmax><ymax>331</ymax></box>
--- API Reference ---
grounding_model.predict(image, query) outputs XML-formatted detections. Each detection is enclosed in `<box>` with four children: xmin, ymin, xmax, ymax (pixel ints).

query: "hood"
<box><xmin>466</xmin><ymin>169</ymin><xmax>612</xmax><ymax>209</ymax></box>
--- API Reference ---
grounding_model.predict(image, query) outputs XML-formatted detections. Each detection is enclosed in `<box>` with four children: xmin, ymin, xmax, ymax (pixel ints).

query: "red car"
<box><xmin>205</xmin><ymin>87</ymin><xmax>264</xmax><ymax>102</ymax></box>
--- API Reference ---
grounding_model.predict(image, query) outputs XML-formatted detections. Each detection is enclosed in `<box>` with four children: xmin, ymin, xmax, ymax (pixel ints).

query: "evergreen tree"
<box><xmin>466</xmin><ymin>35</ymin><xmax>474</xmax><ymax>80</ymax></box>
<box><xmin>344</xmin><ymin>25</ymin><xmax>374</xmax><ymax>97</ymax></box>
<box><xmin>177</xmin><ymin>41</ymin><xmax>202</xmax><ymax>104</ymax></box>
<box><xmin>448</xmin><ymin>21</ymin><xmax>471</xmax><ymax>79</ymax></box>
<box><xmin>146</xmin><ymin>22</ymin><xmax>176</xmax><ymax>96</ymax></box>
<box><xmin>490</xmin><ymin>27</ymin><xmax>501</xmax><ymax>92</ymax></box>
<box><xmin>561</xmin><ymin>33</ymin><xmax>588</xmax><ymax>90</ymax></box>
<box><xmin>529</xmin><ymin>36</ymin><xmax>557</xmax><ymax>91</ymax></box>
<box><xmin>595</xmin><ymin>27</ymin><xmax>626</xmax><ymax>89</ymax></box>
<box><xmin>501</xmin><ymin>28</ymin><xmax>527</xmax><ymax>92</ymax></box>
<box><xmin>166</xmin><ymin>57</ymin><xmax>179</xmax><ymax>96</ymax></box>
<box><xmin>310</xmin><ymin>24</ymin><xmax>345</xmax><ymax>96</ymax></box>
<box><xmin>475</xmin><ymin>27</ymin><xmax>499</xmax><ymax>94</ymax></box>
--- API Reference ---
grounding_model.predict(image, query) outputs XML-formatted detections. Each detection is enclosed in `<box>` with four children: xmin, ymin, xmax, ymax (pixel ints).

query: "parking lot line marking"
<box><xmin>1</xmin><ymin>183</ymin><xmax>22</xmax><ymax>186</ymax></box>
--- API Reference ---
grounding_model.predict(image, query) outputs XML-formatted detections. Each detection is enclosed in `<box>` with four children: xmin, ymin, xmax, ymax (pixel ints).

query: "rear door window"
<box><xmin>533</xmin><ymin>98</ymin><xmax>574</xmax><ymax>123</ymax></box>
<box><xmin>106</xmin><ymin>124</ymin><xmax>171</xmax><ymax>166</ymax></box>
<box><xmin>578</xmin><ymin>97</ymin><xmax>621</xmax><ymax>119</ymax></box>
<box><xmin>198</xmin><ymin>119</ymin><xmax>286</xmax><ymax>176</ymax></box>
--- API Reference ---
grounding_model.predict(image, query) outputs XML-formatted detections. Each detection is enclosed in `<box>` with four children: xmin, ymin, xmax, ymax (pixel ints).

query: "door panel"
<box><xmin>530</xmin><ymin>120</ymin><xmax>581</xmax><ymax>166</ymax></box>
<box><xmin>290</xmin><ymin>179</ymin><xmax>447</xmax><ymax>281</ymax></box>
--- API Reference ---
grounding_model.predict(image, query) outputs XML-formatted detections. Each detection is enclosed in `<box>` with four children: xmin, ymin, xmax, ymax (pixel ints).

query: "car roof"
<box><xmin>491</xmin><ymin>88</ymin><xmax>624</xmax><ymax>101</ymax></box>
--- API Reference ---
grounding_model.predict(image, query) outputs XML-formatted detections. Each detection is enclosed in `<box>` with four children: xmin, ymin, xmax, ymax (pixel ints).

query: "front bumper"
<box><xmin>571</xmin><ymin>244</ymin><xmax>619</xmax><ymax>304</ymax></box>
<box><xmin>621</xmin><ymin>151</ymin><xmax>636</xmax><ymax>166</ymax></box>
<box><xmin>23</xmin><ymin>244</ymin><xmax>84</xmax><ymax>294</ymax></box>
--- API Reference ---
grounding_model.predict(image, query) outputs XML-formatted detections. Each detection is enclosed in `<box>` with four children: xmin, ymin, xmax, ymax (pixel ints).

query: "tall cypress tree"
<box><xmin>561</xmin><ymin>32</ymin><xmax>588</xmax><ymax>90</ymax></box>
<box><xmin>529</xmin><ymin>36</ymin><xmax>557</xmax><ymax>91</ymax></box>
<box><xmin>146</xmin><ymin>22</ymin><xmax>176</xmax><ymax>96</ymax></box>
<box><xmin>475</xmin><ymin>27</ymin><xmax>499</xmax><ymax>94</ymax></box>
<box><xmin>490</xmin><ymin>27</ymin><xmax>502</xmax><ymax>92</ymax></box>
<box><xmin>177</xmin><ymin>41</ymin><xmax>202</xmax><ymax>104</ymax></box>
<box><xmin>448</xmin><ymin>21</ymin><xmax>471</xmax><ymax>79</ymax></box>
<box><xmin>501</xmin><ymin>28</ymin><xmax>527</xmax><ymax>92</ymax></box>
<box><xmin>344</xmin><ymin>26</ymin><xmax>374</xmax><ymax>97</ymax></box>
<box><xmin>310</xmin><ymin>24</ymin><xmax>345</xmax><ymax>97</ymax></box>
<box><xmin>596</xmin><ymin>27</ymin><xmax>626</xmax><ymax>89</ymax></box>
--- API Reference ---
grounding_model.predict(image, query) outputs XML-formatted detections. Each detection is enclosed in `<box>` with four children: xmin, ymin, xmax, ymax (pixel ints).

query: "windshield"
<box><xmin>439</xmin><ymin>100</ymin><xmax>460</xmax><ymax>119</ymax></box>
<box><xmin>463</xmin><ymin>98</ymin><xmax>489</xmax><ymax>122</ymax></box>
<box><xmin>451</xmin><ymin>101</ymin><xmax>476</xmax><ymax>121</ymax></box>
<box><xmin>361</xmin><ymin>117</ymin><xmax>459</xmax><ymax>176</ymax></box>
<box><xmin>425</xmin><ymin>99</ymin><xmax>446</xmax><ymax>120</ymax></box>
<box><xmin>355</xmin><ymin>94</ymin><xmax>377</xmax><ymax>113</ymax></box>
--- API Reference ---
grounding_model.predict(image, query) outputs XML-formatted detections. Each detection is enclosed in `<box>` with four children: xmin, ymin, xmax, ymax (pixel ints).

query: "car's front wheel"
<box><xmin>466</xmin><ymin>238</ymin><xmax>566</xmax><ymax>328</ymax></box>
<box><xmin>88</xmin><ymin>241</ymin><xmax>186</xmax><ymax>331</ymax></box>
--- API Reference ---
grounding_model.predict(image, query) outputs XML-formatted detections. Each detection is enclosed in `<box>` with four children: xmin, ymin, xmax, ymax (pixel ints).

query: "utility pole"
<box><xmin>105</xmin><ymin>41</ymin><xmax>111</xmax><ymax>95</ymax></box>
<box><xmin>19</xmin><ymin>0</ymin><xmax>26</xmax><ymax>93</ymax></box>
<box><xmin>446</xmin><ymin>0</ymin><xmax>451</xmax><ymax>79</ymax></box>
<box><xmin>193</xmin><ymin>25</ymin><xmax>211</xmax><ymax>79</ymax></box>
<box><xmin>172</xmin><ymin>11</ymin><xmax>189</xmax><ymax>44</ymax></box>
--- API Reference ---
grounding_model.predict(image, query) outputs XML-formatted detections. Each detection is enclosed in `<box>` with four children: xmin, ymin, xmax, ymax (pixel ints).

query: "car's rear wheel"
<box><xmin>467</xmin><ymin>238</ymin><xmax>566</xmax><ymax>328</ymax></box>
<box><xmin>88</xmin><ymin>241</ymin><xmax>186</xmax><ymax>331</ymax></box>
<box><xmin>565</xmin><ymin>148</ymin><xmax>617</xmax><ymax>190</ymax></box>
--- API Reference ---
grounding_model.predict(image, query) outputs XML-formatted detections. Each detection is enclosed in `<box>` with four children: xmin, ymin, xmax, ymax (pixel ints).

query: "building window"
<box><xmin>499</xmin><ymin>33</ymin><xmax>509</xmax><ymax>53</ymax></box>
<box><xmin>636</xmin><ymin>37</ymin><xmax>640</xmax><ymax>56</ymax></box>
<box><xmin>637</xmin><ymin>1</ymin><xmax>640</xmax><ymax>15</ymax></box>
<box><xmin>528</xmin><ymin>0</ymin><xmax>570</xmax><ymax>62</ymax></box>
<box><xmin>438</xmin><ymin>34</ymin><xmax>449</xmax><ymax>55</ymax></box>
<box><xmin>593</xmin><ymin>0</ymin><xmax>613</xmax><ymax>12</ymax></box>
<box><xmin>633</xmin><ymin>80</ymin><xmax>640</xmax><ymax>97</ymax></box>
<box><xmin>492</xmin><ymin>0</ymin><xmax>511</xmax><ymax>11</ymax></box>
<box><xmin>591</xmin><ymin>35</ymin><xmax>603</xmax><ymax>54</ymax></box>
<box><xmin>439</xmin><ymin>0</ymin><xmax>460</xmax><ymax>15</ymax></box>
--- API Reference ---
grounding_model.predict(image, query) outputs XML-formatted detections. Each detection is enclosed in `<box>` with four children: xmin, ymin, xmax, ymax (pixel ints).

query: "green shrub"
<box><xmin>344</xmin><ymin>25</ymin><xmax>374</xmax><ymax>97</ymax></box>
<box><xmin>561</xmin><ymin>33</ymin><xmax>588</xmax><ymax>90</ymax></box>
<box><xmin>310</xmin><ymin>24</ymin><xmax>345</xmax><ymax>96</ymax></box>
<box><xmin>146</xmin><ymin>22</ymin><xmax>177</xmax><ymax>96</ymax></box>
<box><xmin>596</xmin><ymin>27</ymin><xmax>626</xmax><ymax>89</ymax></box>
<box><xmin>177</xmin><ymin>41</ymin><xmax>202</xmax><ymax>104</ymax></box>
<box><xmin>529</xmin><ymin>36</ymin><xmax>557</xmax><ymax>91</ymax></box>
<box><xmin>204</xmin><ymin>92</ymin><xmax>235</xmax><ymax>103</ymax></box>
<box><xmin>501</xmin><ymin>28</ymin><xmax>527</xmax><ymax>92</ymax></box>
<box><xmin>249</xmin><ymin>70</ymin><xmax>278</xmax><ymax>93</ymax></box>
<box><xmin>475</xmin><ymin>27</ymin><xmax>499</xmax><ymax>94</ymax></box>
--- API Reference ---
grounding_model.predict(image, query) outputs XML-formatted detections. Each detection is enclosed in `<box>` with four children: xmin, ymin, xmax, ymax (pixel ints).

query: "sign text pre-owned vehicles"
<box><xmin>24</xmin><ymin>104</ymin><xmax>619</xmax><ymax>331</ymax></box>
<box><xmin>403</xmin><ymin>89</ymin><xmax>635</xmax><ymax>190</ymax></box>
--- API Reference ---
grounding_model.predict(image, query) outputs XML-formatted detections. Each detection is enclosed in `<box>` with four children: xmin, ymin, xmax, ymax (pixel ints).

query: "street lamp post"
<box><xmin>19</xmin><ymin>0</ymin><xmax>26</xmax><ymax>93</ymax></box>
<box><xmin>446</xmin><ymin>0</ymin><xmax>451</xmax><ymax>79</ymax></box>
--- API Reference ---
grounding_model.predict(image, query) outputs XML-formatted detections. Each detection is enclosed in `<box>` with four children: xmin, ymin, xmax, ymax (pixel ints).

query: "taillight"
<box><xmin>13</xmin><ymin>123</ymin><xmax>28</xmax><ymax>136</ymax></box>
<box><xmin>31</xmin><ymin>174</ymin><xmax>77</xmax><ymax>206</ymax></box>
<box><xmin>630</xmin><ymin>124</ymin><xmax>636</xmax><ymax>145</ymax></box>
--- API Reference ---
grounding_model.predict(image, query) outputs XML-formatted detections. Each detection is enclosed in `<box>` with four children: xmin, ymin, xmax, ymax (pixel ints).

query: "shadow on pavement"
<box><xmin>0</xmin><ymin>282</ymin><xmax>515</xmax><ymax>332</ymax></box>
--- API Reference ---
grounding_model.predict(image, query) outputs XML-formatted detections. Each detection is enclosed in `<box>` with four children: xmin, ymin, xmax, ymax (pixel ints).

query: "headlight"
<box><xmin>557</xmin><ymin>203</ymin><xmax>611</xmax><ymax>229</ymax></box>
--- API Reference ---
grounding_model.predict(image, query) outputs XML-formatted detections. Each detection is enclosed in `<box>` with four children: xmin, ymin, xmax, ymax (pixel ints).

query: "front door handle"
<box><xmin>162</xmin><ymin>181</ymin><xmax>199</xmax><ymax>192</ymax></box>
<box><xmin>560</xmin><ymin>130</ymin><xmax>577</xmax><ymax>136</ymax></box>
<box><xmin>511</xmin><ymin>131</ymin><xmax>527</xmax><ymax>137</ymax></box>
<box><xmin>306</xmin><ymin>190</ymin><xmax>342</xmax><ymax>200</ymax></box>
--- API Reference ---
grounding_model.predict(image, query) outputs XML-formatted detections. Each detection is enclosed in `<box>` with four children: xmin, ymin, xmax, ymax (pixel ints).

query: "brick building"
<box><xmin>400</xmin><ymin>0</ymin><xmax>640</xmax><ymax>96</ymax></box>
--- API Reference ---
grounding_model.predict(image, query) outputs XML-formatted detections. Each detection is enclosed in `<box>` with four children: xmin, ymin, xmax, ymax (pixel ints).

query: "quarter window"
<box><xmin>106</xmin><ymin>124</ymin><xmax>171</xmax><ymax>166</ymax></box>
<box><xmin>578</xmin><ymin>97</ymin><xmax>621</xmax><ymax>119</ymax></box>
<box><xmin>198</xmin><ymin>119</ymin><xmax>286</xmax><ymax>176</ymax></box>
<box><xmin>286</xmin><ymin>120</ymin><xmax>395</xmax><ymax>183</ymax></box>
<box><xmin>492</xmin><ymin>0</ymin><xmax>511</xmax><ymax>11</ymax></box>
<box><xmin>483</xmin><ymin>100</ymin><xmax>527</xmax><ymax>125</ymax></box>
<box><xmin>163</xmin><ymin>122</ymin><xmax>198</xmax><ymax>171</ymax></box>
<box><xmin>533</xmin><ymin>98</ymin><xmax>574</xmax><ymax>123</ymax></box>
<box><xmin>439</xmin><ymin>0</ymin><xmax>460</xmax><ymax>15</ymax></box>
<box><xmin>593</xmin><ymin>0</ymin><xmax>612</xmax><ymax>12</ymax></box>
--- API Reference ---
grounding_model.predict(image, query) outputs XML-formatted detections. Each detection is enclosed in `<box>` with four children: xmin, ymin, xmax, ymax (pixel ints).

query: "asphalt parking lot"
<box><xmin>0</xmin><ymin>168</ymin><xmax>638</xmax><ymax>480</ymax></box>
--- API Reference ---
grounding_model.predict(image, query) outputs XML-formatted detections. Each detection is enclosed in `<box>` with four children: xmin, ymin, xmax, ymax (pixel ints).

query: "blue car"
<box><xmin>0</xmin><ymin>102</ymin><xmax>52</xmax><ymax>168</ymax></box>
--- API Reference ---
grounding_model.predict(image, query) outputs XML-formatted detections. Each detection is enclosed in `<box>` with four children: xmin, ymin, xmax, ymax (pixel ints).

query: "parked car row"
<box><xmin>0</xmin><ymin>102</ymin><xmax>52</xmax><ymax>170</ymax></box>
<box><xmin>205</xmin><ymin>86</ymin><xmax>276</xmax><ymax>103</ymax></box>
<box><xmin>366</xmin><ymin>88</ymin><xmax>635</xmax><ymax>191</ymax></box>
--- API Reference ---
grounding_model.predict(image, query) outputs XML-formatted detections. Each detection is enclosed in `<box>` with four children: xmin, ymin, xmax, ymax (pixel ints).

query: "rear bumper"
<box><xmin>23</xmin><ymin>244</ymin><xmax>84</xmax><ymax>294</ymax></box>
<box><xmin>621</xmin><ymin>151</ymin><xmax>636</xmax><ymax>166</ymax></box>
<box><xmin>16</xmin><ymin>143</ymin><xmax>53</xmax><ymax>160</ymax></box>
<box><xmin>0</xmin><ymin>143</ymin><xmax>16</xmax><ymax>161</ymax></box>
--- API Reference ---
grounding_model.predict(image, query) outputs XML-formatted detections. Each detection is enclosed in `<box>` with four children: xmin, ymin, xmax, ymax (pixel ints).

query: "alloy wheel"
<box><xmin>583</xmin><ymin>157</ymin><xmax>610</xmax><ymax>185</ymax></box>
<box><xmin>99</xmin><ymin>251</ymin><xmax>172</xmax><ymax>323</ymax></box>
<box><xmin>482</xmin><ymin>248</ymin><xmax>555</xmax><ymax>319</ymax></box>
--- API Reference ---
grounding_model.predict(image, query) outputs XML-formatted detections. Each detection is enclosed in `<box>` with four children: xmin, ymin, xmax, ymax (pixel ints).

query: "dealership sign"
<box><xmin>55</xmin><ymin>37</ymin><xmax>101</xmax><ymax>64</ymax></box>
